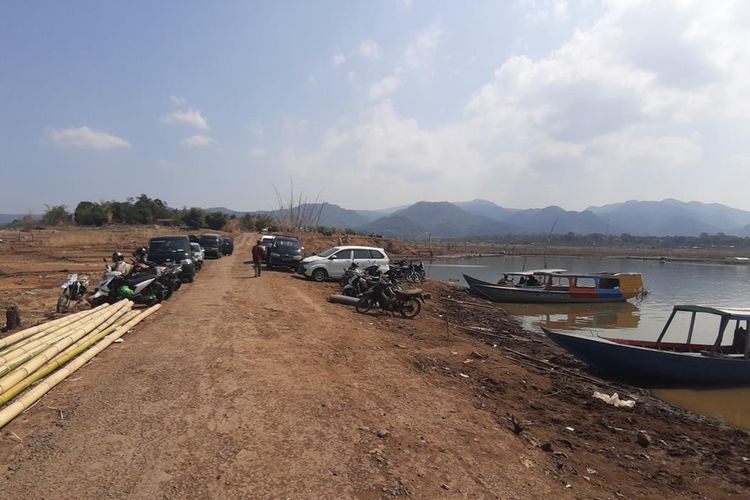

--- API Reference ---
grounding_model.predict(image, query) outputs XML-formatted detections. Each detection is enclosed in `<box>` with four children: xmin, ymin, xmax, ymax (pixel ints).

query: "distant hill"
<box><xmin>454</xmin><ymin>199</ymin><xmax>517</xmax><ymax>221</ymax></box>
<box><xmin>42</xmin><ymin>198</ymin><xmax>749</xmax><ymax>238</ymax></box>
<box><xmin>0</xmin><ymin>214</ymin><xmax>39</xmax><ymax>225</ymax></box>
<box><xmin>359</xmin><ymin>201</ymin><xmax>518</xmax><ymax>239</ymax></box>
<box><xmin>586</xmin><ymin>199</ymin><xmax>750</xmax><ymax>236</ymax></box>
<box><xmin>504</xmin><ymin>206</ymin><xmax>618</xmax><ymax>234</ymax></box>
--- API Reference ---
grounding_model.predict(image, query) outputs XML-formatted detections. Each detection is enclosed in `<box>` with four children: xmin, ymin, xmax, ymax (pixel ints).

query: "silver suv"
<box><xmin>300</xmin><ymin>245</ymin><xmax>390</xmax><ymax>282</ymax></box>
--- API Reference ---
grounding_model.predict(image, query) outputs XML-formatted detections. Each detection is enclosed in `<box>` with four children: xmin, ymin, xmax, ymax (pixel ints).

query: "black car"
<box><xmin>199</xmin><ymin>234</ymin><xmax>222</xmax><ymax>259</ymax></box>
<box><xmin>267</xmin><ymin>236</ymin><xmax>303</xmax><ymax>270</ymax></box>
<box><xmin>147</xmin><ymin>235</ymin><xmax>196</xmax><ymax>282</ymax></box>
<box><xmin>221</xmin><ymin>237</ymin><xmax>234</xmax><ymax>256</ymax></box>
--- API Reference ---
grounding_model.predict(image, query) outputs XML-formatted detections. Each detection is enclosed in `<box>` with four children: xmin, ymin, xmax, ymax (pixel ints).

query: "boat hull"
<box><xmin>463</xmin><ymin>274</ymin><xmax>627</xmax><ymax>304</ymax></box>
<box><xmin>544</xmin><ymin>328</ymin><xmax>750</xmax><ymax>387</ymax></box>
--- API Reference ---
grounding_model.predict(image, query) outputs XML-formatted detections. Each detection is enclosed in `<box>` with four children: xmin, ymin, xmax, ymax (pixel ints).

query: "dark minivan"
<box><xmin>199</xmin><ymin>234</ymin><xmax>222</xmax><ymax>259</ymax></box>
<box><xmin>267</xmin><ymin>235</ymin><xmax>303</xmax><ymax>270</ymax></box>
<box><xmin>221</xmin><ymin>237</ymin><xmax>234</xmax><ymax>256</ymax></box>
<box><xmin>147</xmin><ymin>235</ymin><xmax>196</xmax><ymax>282</ymax></box>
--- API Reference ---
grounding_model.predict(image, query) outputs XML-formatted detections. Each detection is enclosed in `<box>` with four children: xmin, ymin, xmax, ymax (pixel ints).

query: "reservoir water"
<box><xmin>426</xmin><ymin>255</ymin><xmax>750</xmax><ymax>428</ymax></box>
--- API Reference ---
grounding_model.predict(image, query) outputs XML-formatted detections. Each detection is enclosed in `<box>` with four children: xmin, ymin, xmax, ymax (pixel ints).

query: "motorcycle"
<box><xmin>90</xmin><ymin>259</ymin><xmax>166</xmax><ymax>307</ymax></box>
<box><xmin>354</xmin><ymin>276</ymin><xmax>428</xmax><ymax>318</ymax></box>
<box><xmin>56</xmin><ymin>273</ymin><xmax>89</xmax><ymax>313</ymax></box>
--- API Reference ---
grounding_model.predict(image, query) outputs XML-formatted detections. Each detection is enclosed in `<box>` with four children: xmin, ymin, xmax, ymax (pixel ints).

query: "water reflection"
<box><xmin>503</xmin><ymin>302</ymin><xmax>640</xmax><ymax>331</ymax></box>
<box><xmin>427</xmin><ymin>255</ymin><xmax>750</xmax><ymax>429</ymax></box>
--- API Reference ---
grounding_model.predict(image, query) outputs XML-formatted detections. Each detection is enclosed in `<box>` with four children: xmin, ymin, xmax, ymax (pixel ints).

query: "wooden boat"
<box><xmin>544</xmin><ymin>305</ymin><xmax>750</xmax><ymax>386</ymax></box>
<box><xmin>463</xmin><ymin>270</ymin><xmax>644</xmax><ymax>304</ymax></box>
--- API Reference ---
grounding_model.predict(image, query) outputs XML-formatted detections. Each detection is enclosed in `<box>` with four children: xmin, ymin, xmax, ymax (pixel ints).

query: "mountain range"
<box><xmin>208</xmin><ymin>198</ymin><xmax>750</xmax><ymax>239</ymax></box>
<box><xmin>5</xmin><ymin>199</ymin><xmax>750</xmax><ymax>239</ymax></box>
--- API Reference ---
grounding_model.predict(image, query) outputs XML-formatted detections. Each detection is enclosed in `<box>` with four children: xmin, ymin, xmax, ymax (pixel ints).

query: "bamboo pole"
<box><xmin>0</xmin><ymin>302</ymin><xmax>126</xmax><ymax>374</ymax></box>
<box><xmin>0</xmin><ymin>304</ymin><xmax>160</xmax><ymax>428</ymax></box>
<box><xmin>0</xmin><ymin>310</ymin><xmax>140</xmax><ymax>406</ymax></box>
<box><xmin>0</xmin><ymin>307</ymin><xmax>100</xmax><ymax>355</ymax></box>
<box><xmin>0</xmin><ymin>304</ymin><xmax>107</xmax><ymax>351</ymax></box>
<box><xmin>0</xmin><ymin>301</ymin><xmax>131</xmax><ymax>392</ymax></box>
<box><xmin>0</xmin><ymin>304</ymin><xmax>126</xmax><ymax>368</ymax></box>
<box><xmin>50</xmin><ymin>309</ymin><xmax>139</xmax><ymax>364</ymax></box>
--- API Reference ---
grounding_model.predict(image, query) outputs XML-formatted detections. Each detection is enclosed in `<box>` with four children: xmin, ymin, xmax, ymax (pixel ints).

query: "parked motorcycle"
<box><xmin>56</xmin><ymin>273</ymin><xmax>89</xmax><ymax>313</ymax></box>
<box><xmin>90</xmin><ymin>259</ymin><xmax>166</xmax><ymax>307</ymax></box>
<box><xmin>354</xmin><ymin>276</ymin><xmax>428</xmax><ymax>318</ymax></box>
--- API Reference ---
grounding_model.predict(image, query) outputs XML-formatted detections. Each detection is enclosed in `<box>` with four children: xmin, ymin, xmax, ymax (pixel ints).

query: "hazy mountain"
<box><xmin>0</xmin><ymin>214</ymin><xmax>29</xmax><ymax>225</ymax></box>
<box><xmin>504</xmin><ymin>206</ymin><xmax>618</xmax><ymax>235</ymax></box>
<box><xmin>204</xmin><ymin>207</ymin><xmax>248</xmax><ymax>216</ymax></box>
<box><xmin>586</xmin><ymin>199</ymin><xmax>750</xmax><ymax>235</ymax></box>
<box><xmin>359</xmin><ymin>201</ymin><xmax>518</xmax><ymax>239</ymax></box>
<box><xmin>454</xmin><ymin>199</ymin><xmax>518</xmax><ymax>221</ymax></box>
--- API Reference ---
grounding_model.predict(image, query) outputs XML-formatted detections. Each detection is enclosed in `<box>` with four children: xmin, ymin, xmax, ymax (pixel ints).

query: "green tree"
<box><xmin>205</xmin><ymin>212</ymin><xmax>229</xmax><ymax>230</ymax></box>
<box><xmin>74</xmin><ymin>201</ymin><xmax>108</xmax><ymax>226</ymax></box>
<box><xmin>182</xmin><ymin>207</ymin><xmax>205</xmax><ymax>229</ymax></box>
<box><xmin>41</xmin><ymin>205</ymin><xmax>72</xmax><ymax>226</ymax></box>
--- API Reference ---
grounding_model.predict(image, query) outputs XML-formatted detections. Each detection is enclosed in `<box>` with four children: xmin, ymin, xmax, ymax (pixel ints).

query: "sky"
<box><xmin>2</xmin><ymin>0</ymin><xmax>750</xmax><ymax>213</ymax></box>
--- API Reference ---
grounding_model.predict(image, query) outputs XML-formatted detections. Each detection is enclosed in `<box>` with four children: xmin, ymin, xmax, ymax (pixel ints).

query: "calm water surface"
<box><xmin>426</xmin><ymin>255</ymin><xmax>750</xmax><ymax>428</ymax></box>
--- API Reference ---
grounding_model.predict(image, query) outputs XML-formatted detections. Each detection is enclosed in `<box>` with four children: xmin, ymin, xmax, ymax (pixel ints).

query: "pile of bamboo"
<box><xmin>0</xmin><ymin>300</ymin><xmax>160</xmax><ymax>428</ymax></box>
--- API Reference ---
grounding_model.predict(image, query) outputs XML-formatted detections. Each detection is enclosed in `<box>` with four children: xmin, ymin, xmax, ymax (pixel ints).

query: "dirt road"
<box><xmin>2</xmin><ymin>233</ymin><xmax>564</xmax><ymax>498</ymax></box>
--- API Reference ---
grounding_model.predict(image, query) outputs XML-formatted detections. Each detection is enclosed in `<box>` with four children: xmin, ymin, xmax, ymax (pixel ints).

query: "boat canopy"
<box><xmin>501</xmin><ymin>269</ymin><xmax>567</xmax><ymax>276</ymax></box>
<box><xmin>672</xmin><ymin>305</ymin><xmax>750</xmax><ymax>320</ymax></box>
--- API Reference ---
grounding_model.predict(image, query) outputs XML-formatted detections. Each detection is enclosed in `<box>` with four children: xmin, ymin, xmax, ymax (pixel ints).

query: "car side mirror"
<box><xmin>329</xmin><ymin>255</ymin><xmax>336</xmax><ymax>260</ymax></box>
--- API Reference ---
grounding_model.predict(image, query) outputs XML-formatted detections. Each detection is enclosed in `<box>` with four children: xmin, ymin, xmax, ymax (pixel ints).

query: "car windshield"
<box><xmin>275</xmin><ymin>239</ymin><xmax>300</xmax><ymax>249</ymax></box>
<box><xmin>317</xmin><ymin>247</ymin><xmax>339</xmax><ymax>257</ymax></box>
<box><xmin>199</xmin><ymin>236</ymin><xmax>219</xmax><ymax>247</ymax></box>
<box><xmin>149</xmin><ymin>238</ymin><xmax>188</xmax><ymax>253</ymax></box>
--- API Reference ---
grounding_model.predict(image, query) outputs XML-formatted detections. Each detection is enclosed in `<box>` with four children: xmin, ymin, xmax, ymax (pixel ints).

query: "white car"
<box><xmin>190</xmin><ymin>242</ymin><xmax>205</xmax><ymax>270</ymax></box>
<box><xmin>300</xmin><ymin>245</ymin><xmax>390</xmax><ymax>282</ymax></box>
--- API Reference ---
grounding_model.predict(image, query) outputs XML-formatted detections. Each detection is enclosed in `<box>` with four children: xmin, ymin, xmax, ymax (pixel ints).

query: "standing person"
<box><xmin>251</xmin><ymin>239</ymin><xmax>265</xmax><ymax>277</ymax></box>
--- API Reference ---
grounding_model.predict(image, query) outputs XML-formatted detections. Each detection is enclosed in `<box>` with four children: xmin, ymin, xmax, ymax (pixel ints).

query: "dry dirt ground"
<box><xmin>1</xmin><ymin>232</ymin><xmax>748</xmax><ymax>498</ymax></box>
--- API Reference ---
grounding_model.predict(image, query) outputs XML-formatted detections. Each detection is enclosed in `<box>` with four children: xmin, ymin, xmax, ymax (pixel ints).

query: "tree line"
<box><xmin>35</xmin><ymin>195</ymin><xmax>276</xmax><ymax>232</ymax></box>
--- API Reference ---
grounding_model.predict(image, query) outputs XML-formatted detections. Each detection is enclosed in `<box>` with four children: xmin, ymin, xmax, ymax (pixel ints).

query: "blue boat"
<box><xmin>463</xmin><ymin>270</ymin><xmax>644</xmax><ymax>304</ymax></box>
<box><xmin>544</xmin><ymin>305</ymin><xmax>750</xmax><ymax>386</ymax></box>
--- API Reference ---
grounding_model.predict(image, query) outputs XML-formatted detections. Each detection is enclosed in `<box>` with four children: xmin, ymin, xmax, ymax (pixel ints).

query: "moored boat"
<box><xmin>544</xmin><ymin>305</ymin><xmax>750</xmax><ymax>386</ymax></box>
<box><xmin>463</xmin><ymin>270</ymin><xmax>644</xmax><ymax>304</ymax></box>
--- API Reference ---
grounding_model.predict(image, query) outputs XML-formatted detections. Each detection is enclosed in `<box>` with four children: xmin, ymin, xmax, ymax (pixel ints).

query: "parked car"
<box><xmin>190</xmin><ymin>242</ymin><xmax>205</xmax><ymax>271</ymax></box>
<box><xmin>147</xmin><ymin>235</ymin><xmax>196</xmax><ymax>282</ymax></box>
<box><xmin>220</xmin><ymin>237</ymin><xmax>234</xmax><ymax>256</ymax></box>
<box><xmin>199</xmin><ymin>234</ymin><xmax>222</xmax><ymax>259</ymax></box>
<box><xmin>300</xmin><ymin>246</ymin><xmax>389</xmax><ymax>282</ymax></box>
<box><xmin>266</xmin><ymin>236</ymin><xmax>304</xmax><ymax>270</ymax></box>
<box><xmin>259</xmin><ymin>235</ymin><xmax>276</xmax><ymax>248</ymax></box>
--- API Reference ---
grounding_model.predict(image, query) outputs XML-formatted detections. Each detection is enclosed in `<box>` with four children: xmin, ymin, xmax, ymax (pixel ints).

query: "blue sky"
<box><xmin>2</xmin><ymin>0</ymin><xmax>749</xmax><ymax>213</ymax></box>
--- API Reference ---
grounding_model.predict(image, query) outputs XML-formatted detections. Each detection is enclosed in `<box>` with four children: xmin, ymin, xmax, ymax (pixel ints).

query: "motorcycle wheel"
<box><xmin>172</xmin><ymin>278</ymin><xmax>182</xmax><ymax>291</ymax></box>
<box><xmin>400</xmin><ymin>299</ymin><xmax>422</xmax><ymax>319</ymax></box>
<box><xmin>161</xmin><ymin>281</ymin><xmax>173</xmax><ymax>300</ymax></box>
<box><xmin>152</xmin><ymin>283</ymin><xmax>167</xmax><ymax>303</ymax></box>
<box><xmin>90</xmin><ymin>296</ymin><xmax>109</xmax><ymax>308</ymax></box>
<box><xmin>56</xmin><ymin>294</ymin><xmax>70</xmax><ymax>313</ymax></box>
<box><xmin>355</xmin><ymin>297</ymin><xmax>374</xmax><ymax>314</ymax></box>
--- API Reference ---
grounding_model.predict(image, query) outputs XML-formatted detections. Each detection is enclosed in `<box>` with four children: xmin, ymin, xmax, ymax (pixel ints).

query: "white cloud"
<box><xmin>47</xmin><ymin>126</ymin><xmax>130</xmax><ymax>150</ymax></box>
<box><xmin>402</xmin><ymin>23</ymin><xmax>442</xmax><ymax>71</ymax></box>
<box><xmin>369</xmin><ymin>76</ymin><xmax>401</xmax><ymax>101</ymax></box>
<box><xmin>250</xmin><ymin>147</ymin><xmax>266</xmax><ymax>157</ymax></box>
<box><xmin>359</xmin><ymin>40</ymin><xmax>380</xmax><ymax>59</ymax></box>
<box><xmin>332</xmin><ymin>51</ymin><xmax>346</xmax><ymax>66</ymax></box>
<box><xmin>180</xmin><ymin>135</ymin><xmax>214</xmax><ymax>147</ymax></box>
<box><xmin>158</xmin><ymin>159</ymin><xmax>175</xmax><ymax>169</ymax></box>
<box><xmin>279</xmin><ymin>1</ymin><xmax>750</xmax><ymax>209</ymax></box>
<box><xmin>161</xmin><ymin>109</ymin><xmax>209</xmax><ymax>130</ymax></box>
<box><xmin>169</xmin><ymin>95</ymin><xmax>186</xmax><ymax>106</ymax></box>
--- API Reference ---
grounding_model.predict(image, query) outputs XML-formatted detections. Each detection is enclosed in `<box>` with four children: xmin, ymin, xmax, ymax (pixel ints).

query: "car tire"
<box><xmin>311</xmin><ymin>268</ymin><xmax>327</xmax><ymax>282</ymax></box>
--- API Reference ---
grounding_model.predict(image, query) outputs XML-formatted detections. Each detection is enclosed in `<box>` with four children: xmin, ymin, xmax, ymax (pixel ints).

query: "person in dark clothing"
<box><xmin>251</xmin><ymin>240</ymin><xmax>265</xmax><ymax>277</ymax></box>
